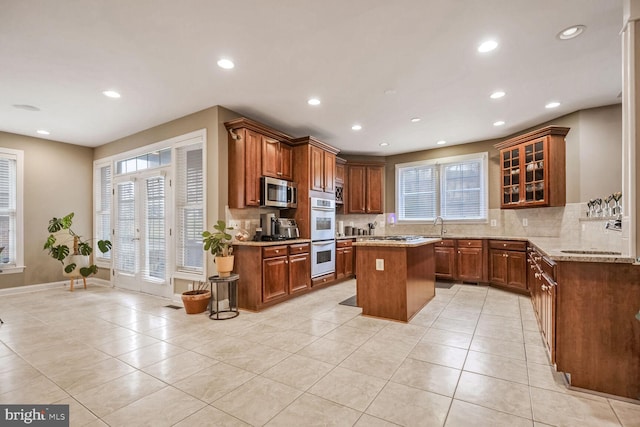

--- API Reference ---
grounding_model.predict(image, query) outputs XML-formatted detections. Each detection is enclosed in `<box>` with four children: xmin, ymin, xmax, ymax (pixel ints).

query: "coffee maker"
<box><xmin>260</xmin><ymin>213</ymin><xmax>277</xmax><ymax>239</ymax></box>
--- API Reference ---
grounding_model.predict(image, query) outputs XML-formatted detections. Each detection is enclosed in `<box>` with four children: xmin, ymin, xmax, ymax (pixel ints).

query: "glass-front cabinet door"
<box><xmin>495</xmin><ymin>126</ymin><xmax>568</xmax><ymax>209</ymax></box>
<box><xmin>523</xmin><ymin>139</ymin><xmax>547</xmax><ymax>204</ymax></box>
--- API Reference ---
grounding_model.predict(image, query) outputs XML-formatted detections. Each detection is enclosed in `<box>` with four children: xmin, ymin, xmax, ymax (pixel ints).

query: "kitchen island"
<box><xmin>353</xmin><ymin>236</ymin><xmax>440</xmax><ymax>322</ymax></box>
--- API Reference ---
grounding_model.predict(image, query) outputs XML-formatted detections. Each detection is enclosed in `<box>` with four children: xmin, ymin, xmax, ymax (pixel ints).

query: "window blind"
<box><xmin>144</xmin><ymin>176</ymin><xmax>166</xmax><ymax>281</ymax></box>
<box><xmin>441</xmin><ymin>158</ymin><xmax>486</xmax><ymax>220</ymax></box>
<box><xmin>115</xmin><ymin>182</ymin><xmax>136</xmax><ymax>274</ymax></box>
<box><xmin>0</xmin><ymin>155</ymin><xmax>16</xmax><ymax>264</ymax></box>
<box><xmin>397</xmin><ymin>163</ymin><xmax>437</xmax><ymax>221</ymax></box>
<box><xmin>175</xmin><ymin>144</ymin><xmax>204</xmax><ymax>273</ymax></box>
<box><xmin>396</xmin><ymin>153</ymin><xmax>488</xmax><ymax>222</ymax></box>
<box><xmin>95</xmin><ymin>165</ymin><xmax>112</xmax><ymax>261</ymax></box>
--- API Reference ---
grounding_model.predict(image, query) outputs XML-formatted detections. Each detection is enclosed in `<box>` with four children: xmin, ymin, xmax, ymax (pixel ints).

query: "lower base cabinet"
<box><xmin>435</xmin><ymin>239</ymin><xmax>485</xmax><ymax>283</ymax></box>
<box><xmin>234</xmin><ymin>242</ymin><xmax>311</xmax><ymax>311</ymax></box>
<box><xmin>489</xmin><ymin>240</ymin><xmax>527</xmax><ymax>292</ymax></box>
<box><xmin>527</xmin><ymin>246</ymin><xmax>556</xmax><ymax>362</ymax></box>
<box><xmin>336</xmin><ymin>239</ymin><xmax>355</xmax><ymax>280</ymax></box>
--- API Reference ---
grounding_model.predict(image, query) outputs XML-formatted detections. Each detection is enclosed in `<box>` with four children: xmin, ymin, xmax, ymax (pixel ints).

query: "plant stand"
<box><xmin>69</xmin><ymin>276</ymin><xmax>87</xmax><ymax>292</ymax></box>
<box><xmin>208</xmin><ymin>274</ymin><xmax>240</xmax><ymax>320</ymax></box>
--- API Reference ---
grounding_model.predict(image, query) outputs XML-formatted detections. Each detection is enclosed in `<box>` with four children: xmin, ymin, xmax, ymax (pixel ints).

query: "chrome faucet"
<box><xmin>434</xmin><ymin>216</ymin><xmax>445</xmax><ymax>237</ymax></box>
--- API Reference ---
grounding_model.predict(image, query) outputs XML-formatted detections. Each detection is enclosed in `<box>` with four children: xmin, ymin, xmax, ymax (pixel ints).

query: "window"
<box><xmin>396</xmin><ymin>152</ymin><xmax>488</xmax><ymax>222</ymax></box>
<box><xmin>0</xmin><ymin>147</ymin><xmax>24</xmax><ymax>273</ymax></box>
<box><xmin>94</xmin><ymin>162</ymin><xmax>112</xmax><ymax>264</ymax></box>
<box><xmin>175</xmin><ymin>142</ymin><xmax>204</xmax><ymax>274</ymax></box>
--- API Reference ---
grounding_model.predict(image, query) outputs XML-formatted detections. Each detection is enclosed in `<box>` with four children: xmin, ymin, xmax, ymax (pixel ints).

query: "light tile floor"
<box><xmin>1</xmin><ymin>280</ymin><xmax>639</xmax><ymax>427</ymax></box>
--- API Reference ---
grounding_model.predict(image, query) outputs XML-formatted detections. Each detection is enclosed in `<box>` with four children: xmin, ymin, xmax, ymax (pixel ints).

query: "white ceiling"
<box><xmin>0</xmin><ymin>0</ymin><xmax>623</xmax><ymax>155</ymax></box>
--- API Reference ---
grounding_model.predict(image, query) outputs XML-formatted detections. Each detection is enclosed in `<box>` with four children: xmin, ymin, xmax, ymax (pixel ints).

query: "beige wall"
<box><xmin>0</xmin><ymin>132</ymin><xmax>94</xmax><ymax>289</ymax></box>
<box><xmin>381</xmin><ymin>104</ymin><xmax>621</xmax><ymax>213</ymax></box>
<box><xmin>94</xmin><ymin>105</ymin><xmax>242</xmax><ymax>290</ymax></box>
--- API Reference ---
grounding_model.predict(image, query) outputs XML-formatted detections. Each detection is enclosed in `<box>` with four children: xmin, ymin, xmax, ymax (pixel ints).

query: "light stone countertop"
<box><xmin>232</xmin><ymin>238</ymin><xmax>311</xmax><ymax>247</ymax></box>
<box><xmin>352</xmin><ymin>237</ymin><xmax>442</xmax><ymax>247</ymax></box>
<box><xmin>353</xmin><ymin>234</ymin><xmax>635</xmax><ymax>263</ymax></box>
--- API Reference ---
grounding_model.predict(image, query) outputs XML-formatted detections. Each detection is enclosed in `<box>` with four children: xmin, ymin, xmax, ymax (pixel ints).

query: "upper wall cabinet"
<box><xmin>262</xmin><ymin>137</ymin><xmax>293</xmax><ymax>181</ymax></box>
<box><xmin>494</xmin><ymin>126</ymin><xmax>570</xmax><ymax>209</ymax></box>
<box><xmin>346</xmin><ymin>163</ymin><xmax>384</xmax><ymax>214</ymax></box>
<box><xmin>291</xmin><ymin>137</ymin><xmax>339</xmax><ymax>196</ymax></box>
<box><xmin>225</xmin><ymin>118</ymin><xmax>293</xmax><ymax>209</ymax></box>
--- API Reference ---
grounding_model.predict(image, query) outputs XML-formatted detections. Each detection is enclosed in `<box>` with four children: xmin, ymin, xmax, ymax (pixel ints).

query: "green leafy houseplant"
<box><xmin>202</xmin><ymin>220</ymin><xmax>235</xmax><ymax>277</ymax></box>
<box><xmin>202</xmin><ymin>220</ymin><xmax>234</xmax><ymax>257</ymax></box>
<box><xmin>43</xmin><ymin>212</ymin><xmax>112</xmax><ymax>277</ymax></box>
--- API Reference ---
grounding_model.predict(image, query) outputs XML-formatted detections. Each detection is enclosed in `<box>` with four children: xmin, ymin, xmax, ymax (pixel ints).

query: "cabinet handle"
<box><xmin>458</xmin><ymin>251</ymin><xmax>461</xmax><ymax>254</ymax></box>
<box><xmin>468</xmin><ymin>242</ymin><xmax>471</xmax><ymax>245</ymax></box>
<box><xmin>535</xmin><ymin>272</ymin><xmax>541</xmax><ymax>279</ymax></box>
<box><xmin>277</xmin><ymin>172</ymin><xmax>283</xmax><ymax>176</ymax></box>
<box><xmin>503</xmin><ymin>243</ymin><xmax>507</xmax><ymax>247</ymax></box>
<box><xmin>285</xmin><ymin>260</ymin><xmax>289</xmax><ymax>264</ymax></box>
<box><xmin>530</xmin><ymin>264</ymin><xmax>536</xmax><ymax>270</ymax></box>
<box><xmin>541</xmin><ymin>284</ymin><xmax>548</xmax><ymax>291</ymax></box>
<box><xmin>275</xmin><ymin>250</ymin><xmax>279</xmax><ymax>253</ymax></box>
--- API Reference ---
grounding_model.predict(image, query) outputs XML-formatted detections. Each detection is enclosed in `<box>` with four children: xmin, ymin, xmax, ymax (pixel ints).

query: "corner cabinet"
<box><xmin>494</xmin><ymin>126</ymin><xmax>569</xmax><ymax>209</ymax></box>
<box><xmin>225</xmin><ymin>118</ymin><xmax>293</xmax><ymax>209</ymax></box>
<box><xmin>346</xmin><ymin>163</ymin><xmax>384</xmax><ymax>214</ymax></box>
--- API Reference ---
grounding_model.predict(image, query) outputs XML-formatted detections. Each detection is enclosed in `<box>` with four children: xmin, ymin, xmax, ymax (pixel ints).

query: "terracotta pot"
<box><xmin>215</xmin><ymin>255</ymin><xmax>234</xmax><ymax>277</ymax></box>
<box><xmin>181</xmin><ymin>290</ymin><xmax>211</xmax><ymax>314</ymax></box>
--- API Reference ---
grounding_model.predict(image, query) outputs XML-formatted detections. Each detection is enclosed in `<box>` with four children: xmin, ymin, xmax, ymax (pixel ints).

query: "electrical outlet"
<box><xmin>244</xmin><ymin>220</ymin><xmax>250</xmax><ymax>230</ymax></box>
<box><xmin>522</xmin><ymin>218</ymin><xmax>528</xmax><ymax>227</ymax></box>
<box><xmin>376</xmin><ymin>259</ymin><xmax>384</xmax><ymax>271</ymax></box>
<box><xmin>187</xmin><ymin>283</ymin><xmax>193</xmax><ymax>291</ymax></box>
<box><xmin>490</xmin><ymin>219</ymin><xmax>497</xmax><ymax>227</ymax></box>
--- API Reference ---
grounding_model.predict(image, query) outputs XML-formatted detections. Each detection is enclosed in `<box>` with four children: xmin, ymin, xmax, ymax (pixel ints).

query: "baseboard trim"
<box><xmin>0</xmin><ymin>277</ymin><xmax>113</xmax><ymax>296</ymax></box>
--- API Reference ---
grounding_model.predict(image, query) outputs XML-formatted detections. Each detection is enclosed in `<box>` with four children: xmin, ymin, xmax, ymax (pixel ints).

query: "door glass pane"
<box><xmin>116</xmin><ymin>182</ymin><xmax>135</xmax><ymax>274</ymax></box>
<box><xmin>145</xmin><ymin>177</ymin><xmax>165</xmax><ymax>280</ymax></box>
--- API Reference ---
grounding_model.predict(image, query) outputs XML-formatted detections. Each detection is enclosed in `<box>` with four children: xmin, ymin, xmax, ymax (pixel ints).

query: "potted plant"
<box><xmin>181</xmin><ymin>280</ymin><xmax>211</xmax><ymax>314</ymax></box>
<box><xmin>43</xmin><ymin>212</ymin><xmax>112</xmax><ymax>290</ymax></box>
<box><xmin>202</xmin><ymin>220</ymin><xmax>235</xmax><ymax>277</ymax></box>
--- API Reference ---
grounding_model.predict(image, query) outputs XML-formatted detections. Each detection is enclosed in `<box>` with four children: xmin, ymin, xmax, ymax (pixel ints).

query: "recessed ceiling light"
<box><xmin>217</xmin><ymin>58</ymin><xmax>235</xmax><ymax>69</ymax></box>
<box><xmin>36</xmin><ymin>129</ymin><xmax>50</xmax><ymax>135</ymax></box>
<box><xmin>490</xmin><ymin>91</ymin><xmax>506</xmax><ymax>99</ymax></box>
<box><xmin>478</xmin><ymin>40</ymin><xmax>498</xmax><ymax>53</ymax></box>
<box><xmin>493</xmin><ymin>121</ymin><xmax>505</xmax><ymax>126</ymax></box>
<box><xmin>102</xmin><ymin>90</ymin><xmax>121</xmax><ymax>99</ymax></box>
<box><xmin>379</xmin><ymin>142</ymin><xmax>389</xmax><ymax>147</ymax></box>
<box><xmin>13</xmin><ymin>104</ymin><xmax>40</xmax><ymax>112</ymax></box>
<box><xmin>307</xmin><ymin>98</ymin><xmax>321</xmax><ymax>106</ymax></box>
<box><xmin>557</xmin><ymin>25</ymin><xmax>586</xmax><ymax>40</ymax></box>
<box><xmin>545</xmin><ymin>101</ymin><xmax>561</xmax><ymax>109</ymax></box>
<box><xmin>351</xmin><ymin>124</ymin><xmax>362</xmax><ymax>131</ymax></box>
<box><xmin>410</xmin><ymin>117</ymin><xmax>421</xmax><ymax>123</ymax></box>
<box><xmin>437</xmin><ymin>140</ymin><xmax>447</xmax><ymax>145</ymax></box>
<box><xmin>384</xmin><ymin>89</ymin><xmax>397</xmax><ymax>95</ymax></box>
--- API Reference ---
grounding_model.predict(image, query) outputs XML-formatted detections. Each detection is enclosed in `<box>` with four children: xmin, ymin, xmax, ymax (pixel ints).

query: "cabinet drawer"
<box><xmin>541</xmin><ymin>257</ymin><xmax>557</xmax><ymax>281</ymax></box>
<box><xmin>489</xmin><ymin>240</ymin><xmax>527</xmax><ymax>251</ymax></box>
<box><xmin>457</xmin><ymin>239</ymin><xmax>483</xmax><ymax>248</ymax></box>
<box><xmin>288</xmin><ymin>243</ymin><xmax>310</xmax><ymax>255</ymax></box>
<box><xmin>436</xmin><ymin>239</ymin><xmax>455</xmax><ymax>247</ymax></box>
<box><xmin>262</xmin><ymin>245</ymin><xmax>288</xmax><ymax>258</ymax></box>
<box><xmin>336</xmin><ymin>239</ymin><xmax>353</xmax><ymax>248</ymax></box>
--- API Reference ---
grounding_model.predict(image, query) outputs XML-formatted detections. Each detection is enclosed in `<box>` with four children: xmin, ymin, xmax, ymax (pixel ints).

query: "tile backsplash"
<box><xmin>227</xmin><ymin>203</ymin><xmax>622</xmax><ymax>251</ymax></box>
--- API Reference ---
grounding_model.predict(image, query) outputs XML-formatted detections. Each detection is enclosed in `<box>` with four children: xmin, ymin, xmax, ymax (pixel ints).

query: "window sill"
<box><xmin>173</xmin><ymin>271</ymin><xmax>206</xmax><ymax>282</ymax></box>
<box><xmin>0</xmin><ymin>265</ymin><xmax>26</xmax><ymax>274</ymax></box>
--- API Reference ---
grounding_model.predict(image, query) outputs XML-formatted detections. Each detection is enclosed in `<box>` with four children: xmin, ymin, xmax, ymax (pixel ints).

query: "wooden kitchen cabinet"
<box><xmin>262</xmin><ymin>137</ymin><xmax>293</xmax><ymax>181</ymax></box>
<box><xmin>495</xmin><ymin>126</ymin><xmax>569</xmax><ymax>209</ymax></box>
<box><xmin>335</xmin><ymin>157</ymin><xmax>346</xmax><ymax>206</ymax></box>
<box><xmin>336</xmin><ymin>239</ymin><xmax>355</xmax><ymax>280</ymax></box>
<box><xmin>225</xmin><ymin>118</ymin><xmax>293</xmax><ymax>209</ymax></box>
<box><xmin>528</xmin><ymin>246</ymin><xmax>557</xmax><ymax>362</ymax></box>
<box><xmin>435</xmin><ymin>239</ymin><xmax>456</xmax><ymax>280</ymax></box>
<box><xmin>489</xmin><ymin>240</ymin><xmax>527</xmax><ymax>292</ymax></box>
<box><xmin>233</xmin><ymin>242</ymin><xmax>311</xmax><ymax>310</ymax></box>
<box><xmin>308</xmin><ymin>144</ymin><xmax>336</xmax><ymax>194</ymax></box>
<box><xmin>457</xmin><ymin>240</ymin><xmax>484</xmax><ymax>282</ymax></box>
<box><xmin>346</xmin><ymin>163</ymin><xmax>384</xmax><ymax>214</ymax></box>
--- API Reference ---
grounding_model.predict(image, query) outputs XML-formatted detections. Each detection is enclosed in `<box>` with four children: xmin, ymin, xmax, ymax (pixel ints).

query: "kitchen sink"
<box><xmin>560</xmin><ymin>249</ymin><xmax>622</xmax><ymax>255</ymax></box>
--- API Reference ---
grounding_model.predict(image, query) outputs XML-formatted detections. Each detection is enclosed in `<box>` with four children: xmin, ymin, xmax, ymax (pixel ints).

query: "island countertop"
<box><xmin>352</xmin><ymin>237</ymin><xmax>441</xmax><ymax>247</ymax></box>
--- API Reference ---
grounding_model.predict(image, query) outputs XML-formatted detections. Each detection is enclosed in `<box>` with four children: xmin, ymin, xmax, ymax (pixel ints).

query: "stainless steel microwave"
<box><xmin>260</xmin><ymin>176</ymin><xmax>297</xmax><ymax>208</ymax></box>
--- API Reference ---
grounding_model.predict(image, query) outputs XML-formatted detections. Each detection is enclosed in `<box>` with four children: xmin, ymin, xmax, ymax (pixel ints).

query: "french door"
<box><xmin>113</xmin><ymin>170</ymin><xmax>172</xmax><ymax>298</ymax></box>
